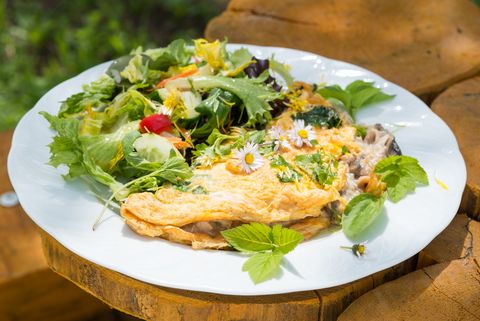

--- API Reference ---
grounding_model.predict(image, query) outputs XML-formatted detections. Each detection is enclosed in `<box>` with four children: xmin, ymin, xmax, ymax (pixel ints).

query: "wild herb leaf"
<box><xmin>294</xmin><ymin>153</ymin><xmax>337</xmax><ymax>186</ymax></box>
<box><xmin>342</xmin><ymin>193</ymin><xmax>385</xmax><ymax>238</ymax></box>
<box><xmin>221</xmin><ymin>222</ymin><xmax>275</xmax><ymax>253</ymax></box>
<box><xmin>317</xmin><ymin>80</ymin><xmax>394</xmax><ymax>120</ymax></box>
<box><xmin>242</xmin><ymin>250</ymin><xmax>284</xmax><ymax>284</ymax></box>
<box><xmin>374</xmin><ymin>155</ymin><xmax>428</xmax><ymax>202</ymax></box>
<box><xmin>270</xmin><ymin>155</ymin><xmax>302</xmax><ymax>183</ymax></box>
<box><xmin>222</xmin><ymin>223</ymin><xmax>303</xmax><ymax>284</ymax></box>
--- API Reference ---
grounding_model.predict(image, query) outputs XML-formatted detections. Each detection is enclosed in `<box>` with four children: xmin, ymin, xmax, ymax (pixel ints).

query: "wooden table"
<box><xmin>0</xmin><ymin>131</ymin><xmax>122</xmax><ymax>321</ymax></box>
<box><xmin>11</xmin><ymin>1</ymin><xmax>480</xmax><ymax>320</ymax></box>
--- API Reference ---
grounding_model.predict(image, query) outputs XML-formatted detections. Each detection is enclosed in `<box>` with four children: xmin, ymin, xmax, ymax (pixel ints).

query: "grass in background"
<box><xmin>0</xmin><ymin>0</ymin><xmax>227</xmax><ymax>130</ymax></box>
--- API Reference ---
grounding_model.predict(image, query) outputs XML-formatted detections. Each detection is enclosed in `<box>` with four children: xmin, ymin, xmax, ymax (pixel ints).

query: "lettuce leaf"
<box><xmin>145</xmin><ymin>39</ymin><xmax>193</xmax><ymax>71</ymax></box>
<box><xmin>40</xmin><ymin>112</ymin><xmax>123</xmax><ymax>194</ymax></box>
<box><xmin>191</xmin><ymin>75</ymin><xmax>281</xmax><ymax>127</ymax></box>
<box><xmin>79</xmin><ymin>121</ymin><xmax>139</xmax><ymax>171</ymax></box>
<box><xmin>58</xmin><ymin>74</ymin><xmax>116</xmax><ymax>118</ymax></box>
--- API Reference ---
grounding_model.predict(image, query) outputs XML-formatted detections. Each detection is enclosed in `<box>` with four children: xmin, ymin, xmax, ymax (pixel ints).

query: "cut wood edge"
<box><xmin>431</xmin><ymin>76</ymin><xmax>480</xmax><ymax>220</ymax></box>
<box><xmin>40</xmin><ymin>229</ymin><xmax>418</xmax><ymax>321</ymax></box>
<box><xmin>338</xmin><ymin>258</ymin><xmax>480</xmax><ymax>321</ymax></box>
<box><xmin>316</xmin><ymin>257</ymin><xmax>417</xmax><ymax>321</ymax></box>
<box><xmin>41</xmin><ymin>231</ymin><xmax>320</xmax><ymax>321</ymax></box>
<box><xmin>418</xmin><ymin>213</ymin><xmax>480</xmax><ymax>269</ymax></box>
<box><xmin>205</xmin><ymin>1</ymin><xmax>480</xmax><ymax>98</ymax></box>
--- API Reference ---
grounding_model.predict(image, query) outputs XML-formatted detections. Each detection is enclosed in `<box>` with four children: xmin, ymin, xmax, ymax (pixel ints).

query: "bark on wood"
<box><xmin>431</xmin><ymin>77</ymin><xmax>480</xmax><ymax>220</ymax></box>
<box><xmin>205</xmin><ymin>0</ymin><xmax>480</xmax><ymax>100</ymax></box>
<box><xmin>338</xmin><ymin>258</ymin><xmax>480</xmax><ymax>321</ymax></box>
<box><xmin>0</xmin><ymin>131</ymin><xmax>118</xmax><ymax>321</ymax></box>
<box><xmin>418</xmin><ymin>213</ymin><xmax>480</xmax><ymax>268</ymax></box>
<box><xmin>41</xmin><ymin>229</ymin><xmax>417</xmax><ymax>321</ymax></box>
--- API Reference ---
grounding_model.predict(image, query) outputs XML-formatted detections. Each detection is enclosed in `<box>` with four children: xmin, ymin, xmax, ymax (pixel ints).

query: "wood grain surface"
<box><xmin>205</xmin><ymin>0</ymin><xmax>480</xmax><ymax>101</ymax></box>
<box><xmin>431</xmin><ymin>77</ymin><xmax>480</xmax><ymax>220</ymax></box>
<box><xmin>41</xmin><ymin>229</ymin><xmax>417</xmax><ymax>321</ymax></box>
<box><xmin>418</xmin><ymin>213</ymin><xmax>480</xmax><ymax>268</ymax></box>
<box><xmin>337</xmin><ymin>258</ymin><xmax>480</xmax><ymax>320</ymax></box>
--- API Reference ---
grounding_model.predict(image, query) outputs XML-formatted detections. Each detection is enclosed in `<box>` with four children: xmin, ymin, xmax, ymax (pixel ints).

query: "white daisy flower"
<box><xmin>235</xmin><ymin>142</ymin><xmax>264</xmax><ymax>174</ymax></box>
<box><xmin>288</xmin><ymin>119</ymin><xmax>315</xmax><ymax>148</ymax></box>
<box><xmin>269</xmin><ymin>126</ymin><xmax>291</xmax><ymax>151</ymax></box>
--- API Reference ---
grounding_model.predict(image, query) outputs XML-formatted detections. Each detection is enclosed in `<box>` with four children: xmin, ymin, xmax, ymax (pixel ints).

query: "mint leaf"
<box><xmin>222</xmin><ymin>223</ymin><xmax>303</xmax><ymax>284</ymax></box>
<box><xmin>242</xmin><ymin>250</ymin><xmax>284</xmax><ymax>284</ymax></box>
<box><xmin>317</xmin><ymin>80</ymin><xmax>394</xmax><ymax>120</ymax></box>
<box><xmin>342</xmin><ymin>193</ymin><xmax>385</xmax><ymax>238</ymax></box>
<box><xmin>374</xmin><ymin>156</ymin><xmax>428</xmax><ymax>202</ymax></box>
<box><xmin>271</xmin><ymin>224</ymin><xmax>303</xmax><ymax>254</ymax></box>
<box><xmin>221</xmin><ymin>222</ymin><xmax>275</xmax><ymax>253</ymax></box>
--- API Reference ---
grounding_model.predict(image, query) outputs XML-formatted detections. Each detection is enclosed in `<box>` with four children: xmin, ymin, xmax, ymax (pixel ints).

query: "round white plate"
<box><xmin>8</xmin><ymin>44</ymin><xmax>466</xmax><ymax>295</ymax></box>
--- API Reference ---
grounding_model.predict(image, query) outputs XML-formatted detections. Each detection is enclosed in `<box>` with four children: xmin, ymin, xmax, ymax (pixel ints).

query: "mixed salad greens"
<box><xmin>41</xmin><ymin>38</ymin><xmax>428</xmax><ymax>284</ymax></box>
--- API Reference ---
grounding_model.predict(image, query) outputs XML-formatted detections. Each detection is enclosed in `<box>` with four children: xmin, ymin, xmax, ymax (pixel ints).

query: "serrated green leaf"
<box><xmin>271</xmin><ymin>224</ymin><xmax>303</xmax><ymax>254</ymax></box>
<box><xmin>221</xmin><ymin>222</ymin><xmax>275</xmax><ymax>253</ymax></box>
<box><xmin>342</xmin><ymin>193</ymin><xmax>385</xmax><ymax>238</ymax></box>
<box><xmin>374</xmin><ymin>156</ymin><xmax>428</xmax><ymax>203</ymax></box>
<box><xmin>242</xmin><ymin>250</ymin><xmax>284</xmax><ymax>284</ymax></box>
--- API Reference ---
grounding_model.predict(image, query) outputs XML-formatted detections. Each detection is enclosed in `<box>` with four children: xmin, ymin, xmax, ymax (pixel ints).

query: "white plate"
<box><xmin>8</xmin><ymin>44</ymin><xmax>466</xmax><ymax>295</ymax></box>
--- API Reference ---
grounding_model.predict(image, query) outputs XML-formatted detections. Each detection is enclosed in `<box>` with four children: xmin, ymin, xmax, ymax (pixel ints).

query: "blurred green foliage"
<box><xmin>0</xmin><ymin>0</ymin><xmax>227</xmax><ymax>130</ymax></box>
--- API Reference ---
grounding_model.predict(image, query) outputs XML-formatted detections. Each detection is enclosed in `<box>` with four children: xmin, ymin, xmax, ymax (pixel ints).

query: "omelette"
<box><xmin>120</xmin><ymin>105</ymin><xmax>401</xmax><ymax>249</ymax></box>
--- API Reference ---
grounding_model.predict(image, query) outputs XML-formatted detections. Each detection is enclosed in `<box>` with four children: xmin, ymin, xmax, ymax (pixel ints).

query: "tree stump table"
<box><xmin>40</xmin><ymin>230</ymin><xmax>417</xmax><ymax>321</ymax></box>
<box><xmin>431</xmin><ymin>77</ymin><xmax>480</xmax><ymax>220</ymax></box>
<box><xmin>205</xmin><ymin>0</ymin><xmax>480</xmax><ymax>101</ymax></box>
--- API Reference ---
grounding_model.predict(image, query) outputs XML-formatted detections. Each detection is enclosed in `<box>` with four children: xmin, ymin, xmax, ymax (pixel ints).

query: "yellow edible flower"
<box><xmin>286</xmin><ymin>90</ymin><xmax>308</xmax><ymax>112</ymax></box>
<box><xmin>194</xmin><ymin>38</ymin><xmax>226</xmax><ymax>69</ymax></box>
<box><xmin>162</xmin><ymin>89</ymin><xmax>186</xmax><ymax>117</ymax></box>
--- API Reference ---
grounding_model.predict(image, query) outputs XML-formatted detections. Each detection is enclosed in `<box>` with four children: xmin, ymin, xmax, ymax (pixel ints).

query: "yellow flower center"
<box><xmin>298</xmin><ymin>129</ymin><xmax>309</xmax><ymax>139</ymax></box>
<box><xmin>245</xmin><ymin>153</ymin><xmax>255</xmax><ymax>165</ymax></box>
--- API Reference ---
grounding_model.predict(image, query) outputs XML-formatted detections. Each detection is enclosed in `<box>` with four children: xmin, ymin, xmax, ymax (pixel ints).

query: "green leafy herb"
<box><xmin>270</xmin><ymin>155</ymin><xmax>302</xmax><ymax>183</ymax></box>
<box><xmin>121</xmin><ymin>131</ymin><xmax>192</xmax><ymax>184</ymax></box>
<box><xmin>293</xmin><ymin>106</ymin><xmax>342</xmax><ymax>129</ymax></box>
<box><xmin>221</xmin><ymin>223</ymin><xmax>303</xmax><ymax>284</ymax></box>
<box><xmin>144</xmin><ymin>39</ymin><xmax>192</xmax><ymax>70</ymax></box>
<box><xmin>294</xmin><ymin>152</ymin><xmax>337</xmax><ymax>186</ymax></box>
<box><xmin>342</xmin><ymin>193</ymin><xmax>385</xmax><ymax>238</ymax></box>
<box><xmin>242</xmin><ymin>250</ymin><xmax>284</xmax><ymax>284</ymax></box>
<box><xmin>341</xmin><ymin>145</ymin><xmax>350</xmax><ymax>155</ymax></box>
<box><xmin>120</xmin><ymin>54</ymin><xmax>148</xmax><ymax>84</ymax></box>
<box><xmin>182</xmin><ymin>88</ymin><xmax>238</xmax><ymax>138</ymax></box>
<box><xmin>191</xmin><ymin>75</ymin><xmax>282</xmax><ymax>127</ymax></box>
<box><xmin>40</xmin><ymin>111</ymin><xmax>124</xmax><ymax>195</ymax></box>
<box><xmin>374</xmin><ymin>156</ymin><xmax>429</xmax><ymax>202</ymax></box>
<box><xmin>58</xmin><ymin>74</ymin><xmax>116</xmax><ymax>118</ymax></box>
<box><xmin>317</xmin><ymin>80</ymin><xmax>395</xmax><ymax>120</ymax></box>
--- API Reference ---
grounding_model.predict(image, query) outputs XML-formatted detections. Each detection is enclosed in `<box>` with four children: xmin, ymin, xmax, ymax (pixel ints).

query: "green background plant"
<box><xmin>0</xmin><ymin>0</ymin><xmax>227</xmax><ymax>130</ymax></box>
